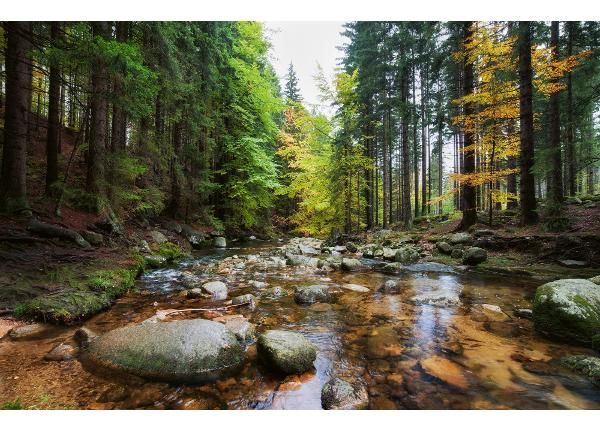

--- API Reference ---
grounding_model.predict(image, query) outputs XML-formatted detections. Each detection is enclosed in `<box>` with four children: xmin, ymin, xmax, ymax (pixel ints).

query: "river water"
<box><xmin>1</xmin><ymin>240</ymin><xmax>599</xmax><ymax>409</ymax></box>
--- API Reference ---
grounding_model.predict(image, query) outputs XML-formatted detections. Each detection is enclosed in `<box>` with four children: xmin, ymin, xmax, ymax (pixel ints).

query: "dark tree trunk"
<box><xmin>420</xmin><ymin>67</ymin><xmax>427</xmax><ymax>216</ymax></box>
<box><xmin>518</xmin><ymin>21</ymin><xmax>539</xmax><ymax>225</ymax></box>
<box><xmin>401</xmin><ymin>65</ymin><xmax>412</xmax><ymax>229</ymax></box>
<box><xmin>0</xmin><ymin>22</ymin><xmax>32</xmax><ymax>213</ymax></box>
<box><xmin>566</xmin><ymin>21</ymin><xmax>576</xmax><ymax>197</ymax></box>
<box><xmin>458</xmin><ymin>22</ymin><xmax>477</xmax><ymax>230</ymax></box>
<box><xmin>86</xmin><ymin>21</ymin><xmax>111</xmax><ymax>208</ymax></box>
<box><xmin>549</xmin><ymin>21</ymin><xmax>564</xmax><ymax>205</ymax></box>
<box><xmin>46</xmin><ymin>22</ymin><xmax>61</xmax><ymax>195</ymax></box>
<box><xmin>382</xmin><ymin>107</ymin><xmax>389</xmax><ymax>229</ymax></box>
<box><xmin>111</xmin><ymin>21</ymin><xmax>130</xmax><ymax>153</ymax></box>
<box><xmin>412</xmin><ymin>60</ymin><xmax>419</xmax><ymax>218</ymax></box>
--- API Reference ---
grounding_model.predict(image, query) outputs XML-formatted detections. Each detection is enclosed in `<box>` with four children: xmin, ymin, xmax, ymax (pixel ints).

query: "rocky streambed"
<box><xmin>1</xmin><ymin>237</ymin><xmax>600</xmax><ymax>410</ymax></box>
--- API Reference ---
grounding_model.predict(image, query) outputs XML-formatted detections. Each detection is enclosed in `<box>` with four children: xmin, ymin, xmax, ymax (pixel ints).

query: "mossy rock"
<box><xmin>560</xmin><ymin>355</ymin><xmax>600</xmax><ymax>387</ymax></box>
<box><xmin>532</xmin><ymin>278</ymin><xmax>600</xmax><ymax>345</ymax></box>
<box><xmin>257</xmin><ymin>330</ymin><xmax>316</xmax><ymax>374</ymax></box>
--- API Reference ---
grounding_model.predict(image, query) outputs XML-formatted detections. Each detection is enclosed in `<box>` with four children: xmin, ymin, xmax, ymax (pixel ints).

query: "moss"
<box><xmin>1</xmin><ymin>399</ymin><xmax>24</xmax><ymax>410</ymax></box>
<box><xmin>157</xmin><ymin>242</ymin><xmax>186</xmax><ymax>261</ymax></box>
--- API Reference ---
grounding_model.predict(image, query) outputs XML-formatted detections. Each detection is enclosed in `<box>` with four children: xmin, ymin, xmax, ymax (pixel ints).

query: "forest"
<box><xmin>1</xmin><ymin>21</ymin><xmax>600</xmax><ymax>411</ymax></box>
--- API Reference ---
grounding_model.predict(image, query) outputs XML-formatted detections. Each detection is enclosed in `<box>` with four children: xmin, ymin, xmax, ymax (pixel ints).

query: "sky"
<box><xmin>264</xmin><ymin>22</ymin><xmax>348</xmax><ymax>114</ymax></box>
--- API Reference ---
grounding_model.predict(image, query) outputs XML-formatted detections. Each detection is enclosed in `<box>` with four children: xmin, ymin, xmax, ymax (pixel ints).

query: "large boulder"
<box><xmin>560</xmin><ymin>355</ymin><xmax>600</xmax><ymax>387</ymax></box>
<box><xmin>144</xmin><ymin>254</ymin><xmax>167</xmax><ymax>269</ymax></box>
<box><xmin>213</xmin><ymin>237</ymin><xmax>227</xmax><ymax>248</ymax></box>
<box><xmin>257</xmin><ymin>330</ymin><xmax>316</xmax><ymax>374</ymax></box>
<box><xmin>294</xmin><ymin>285</ymin><xmax>332</xmax><ymax>305</ymax></box>
<box><xmin>449</xmin><ymin>232</ymin><xmax>473</xmax><ymax>245</ymax></box>
<box><xmin>394</xmin><ymin>246</ymin><xmax>420</xmax><ymax>264</ymax></box>
<box><xmin>200</xmin><ymin>281</ymin><xmax>228</xmax><ymax>300</ymax></box>
<box><xmin>532</xmin><ymin>278</ymin><xmax>600</xmax><ymax>345</ymax></box>
<box><xmin>462</xmin><ymin>247</ymin><xmax>487</xmax><ymax>265</ymax></box>
<box><xmin>362</xmin><ymin>244</ymin><xmax>383</xmax><ymax>259</ymax></box>
<box><xmin>321</xmin><ymin>377</ymin><xmax>369</xmax><ymax>410</ymax></box>
<box><xmin>341</xmin><ymin>258</ymin><xmax>364</xmax><ymax>271</ymax></box>
<box><xmin>149</xmin><ymin>230</ymin><xmax>168</xmax><ymax>244</ymax></box>
<box><xmin>181</xmin><ymin>225</ymin><xmax>205</xmax><ymax>248</ymax></box>
<box><xmin>83</xmin><ymin>319</ymin><xmax>244</xmax><ymax>383</ymax></box>
<box><xmin>286</xmin><ymin>253</ymin><xmax>319</xmax><ymax>267</ymax></box>
<box><xmin>436</xmin><ymin>241</ymin><xmax>453</xmax><ymax>255</ymax></box>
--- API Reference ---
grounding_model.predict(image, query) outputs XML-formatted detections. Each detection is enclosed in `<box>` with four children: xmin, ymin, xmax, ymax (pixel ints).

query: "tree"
<box><xmin>0</xmin><ymin>22</ymin><xmax>32</xmax><ymax>214</ymax></box>
<box><xmin>548</xmin><ymin>21</ymin><xmax>564</xmax><ymax>205</ymax></box>
<box><xmin>45</xmin><ymin>22</ymin><xmax>61</xmax><ymax>195</ymax></box>
<box><xmin>284</xmin><ymin>62</ymin><xmax>303</xmax><ymax>103</ymax></box>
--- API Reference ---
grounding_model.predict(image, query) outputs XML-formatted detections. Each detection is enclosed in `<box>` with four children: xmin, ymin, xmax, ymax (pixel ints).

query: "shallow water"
<box><xmin>1</xmin><ymin>240</ymin><xmax>599</xmax><ymax>410</ymax></box>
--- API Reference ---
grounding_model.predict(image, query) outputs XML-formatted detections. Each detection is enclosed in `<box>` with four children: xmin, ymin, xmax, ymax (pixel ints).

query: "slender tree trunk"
<box><xmin>0</xmin><ymin>22</ymin><xmax>32</xmax><ymax>214</ymax></box>
<box><xmin>566</xmin><ymin>21</ymin><xmax>576</xmax><ymax>197</ymax></box>
<box><xmin>111</xmin><ymin>21</ymin><xmax>130</xmax><ymax>153</ymax></box>
<box><xmin>402</xmin><ymin>65</ymin><xmax>412</xmax><ymax>229</ymax></box>
<box><xmin>382</xmin><ymin>108</ymin><xmax>389</xmax><ymax>229</ymax></box>
<box><xmin>458</xmin><ymin>22</ymin><xmax>477</xmax><ymax>230</ymax></box>
<box><xmin>46</xmin><ymin>22</ymin><xmax>61</xmax><ymax>195</ymax></box>
<box><xmin>518</xmin><ymin>21</ymin><xmax>539</xmax><ymax>225</ymax></box>
<box><xmin>420</xmin><ymin>67</ymin><xmax>427</xmax><ymax>216</ymax></box>
<box><xmin>549</xmin><ymin>21</ymin><xmax>564</xmax><ymax>205</ymax></box>
<box><xmin>412</xmin><ymin>59</ymin><xmax>419</xmax><ymax>218</ymax></box>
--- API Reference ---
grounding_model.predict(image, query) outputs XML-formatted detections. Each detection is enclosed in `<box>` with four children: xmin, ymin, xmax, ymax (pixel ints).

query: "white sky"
<box><xmin>264</xmin><ymin>22</ymin><xmax>348</xmax><ymax>114</ymax></box>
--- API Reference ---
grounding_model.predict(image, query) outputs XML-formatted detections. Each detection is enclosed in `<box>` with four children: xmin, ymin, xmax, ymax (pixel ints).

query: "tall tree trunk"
<box><xmin>401</xmin><ymin>65</ymin><xmax>412</xmax><ymax>229</ymax></box>
<box><xmin>420</xmin><ymin>67</ymin><xmax>427</xmax><ymax>216</ymax></box>
<box><xmin>46</xmin><ymin>22</ymin><xmax>61</xmax><ymax>195</ymax></box>
<box><xmin>86</xmin><ymin>21</ymin><xmax>111</xmax><ymax>210</ymax></box>
<box><xmin>566</xmin><ymin>21</ymin><xmax>576</xmax><ymax>197</ymax></box>
<box><xmin>458</xmin><ymin>22</ymin><xmax>477</xmax><ymax>230</ymax></box>
<box><xmin>412</xmin><ymin>58</ymin><xmax>419</xmax><ymax>218</ymax></box>
<box><xmin>0</xmin><ymin>22</ymin><xmax>32</xmax><ymax>214</ymax></box>
<box><xmin>518</xmin><ymin>21</ymin><xmax>539</xmax><ymax>225</ymax></box>
<box><xmin>549</xmin><ymin>21</ymin><xmax>564</xmax><ymax>205</ymax></box>
<box><xmin>382</xmin><ymin>107</ymin><xmax>389</xmax><ymax>229</ymax></box>
<box><xmin>363</xmin><ymin>115</ymin><xmax>374</xmax><ymax>230</ymax></box>
<box><xmin>111</xmin><ymin>21</ymin><xmax>130</xmax><ymax>153</ymax></box>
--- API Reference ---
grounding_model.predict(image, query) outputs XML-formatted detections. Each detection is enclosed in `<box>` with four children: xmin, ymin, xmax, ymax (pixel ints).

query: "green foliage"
<box><xmin>157</xmin><ymin>242</ymin><xmax>186</xmax><ymax>261</ymax></box>
<box><xmin>1</xmin><ymin>399</ymin><xmax>24</xmax><ymax>410</ymax></box>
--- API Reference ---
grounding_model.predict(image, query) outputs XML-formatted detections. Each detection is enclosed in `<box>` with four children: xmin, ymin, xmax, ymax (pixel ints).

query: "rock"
<box><xmin>583</xmin><ymin>202</ymin><xmax>597</xmax><ymax>209</ymax></box>
<box><xmin>214</xmin><ymin>315</ymin><xmax>256</xmax><ymax>344</ymax></box>
<box><xmin>74</xmin><ymin>327</ymin><xmax>98</xmax><ymax>348</ymax></box>
<box><xmin>44</xmin><ymin>343</ymin><xmax>77</xmax><ymax>361</ymax></box>
<box><xmin>149</xmin><ymin>230</ymin><xmax>168</xmax><ymax>244</ymax></box>
<box><xmin>436</xmin><ymin>241</ymin><xmax>453</xmax><ymax>255</ymax></box>
<box><xmin>185</xmin><ymin>288</ymin><xmax>204</xmax><ymax>299</ymax></box>
<box><xmin>514</xmin><ymin>308</ymin><xmax>533</xmax><ymax>320</ymax></box>
<box><xmin>474</xmin><ymin>229</ymin><xmax>496</xmax><ymax>237</ymax></box>
<box><xmin>286</xmin><ymin>253</ymin><xmax>319</xmax><ymax>267</ymax></box>
<box><xmin>362</xmin><ymin>244</ymin><xmax>383</xmax><ymax>259</ymax></box>
<box><xmin>98</xmin><ymin>386</ymin><xmax>129</xmax><ymax>403</ymax></box>
<box><xmin>262</xmin><ymin>287</ymin><xmax>289</xmax><ymax>298</ymax></box>
<box><xmin>532</xmin><ymin>278</ymin><xmax>600</xmax><ymax>345</ymax></box>
<box><xmin>557</xmin><ymin>259</ymin><xmax>589</xmax><ymax>268</ymax></box>
<box><xmin>299</xmin><ymin>244</ymin><xmax>319</xmax><ymax>255</ymax></box>
<box><xmin>163</xmin><ymin>220</ymin><xmax>182</xmax><ymax>234</ymax></box>
<box><xmin>321</xmin><ymin>378</ymin><xmax>369</xmax><ymax>410</ymax></box>
<box><xmin>420</xmin><ymin>356</ymin><xmax>469</xmax><ymax>390</ymax></box>
<box><xmin>405</xmin><ymin>262</ymin><xmax>455</xmax><ymax>273</ymax></box>
<box><xmin>449</xmin><ymin>232</ymin><xmax>473</xmax><ymax>245</ymax></box>
<box><xmin>341</xmin><ymin>258</ymin><xmax>364</xmax><ymax>271</ymax></box>
<box><xmin>471</xmin><ymin>304</ymin><xmax>510</xmax><ymax>322</ymax></box>
<box><xmin>451</xmin><ymin>248</ymin><xmax>464</xmax><ymax>259</ymax></box>
<box><xmin>80</xmin><ymin>230</ymin><xmax>104</xmax><ymax>246</ymax></box>
<box><xmin>83</xmin><ymin>319</ymin><xmax>244</xmax><ymax>383</ymax></box>
<box><xmin>395</xmin><ymin>246</ymin><xmax>420</xmax><ymax>264</ymax></box>
<box><xmin>340</xmin><ymin>284</ymin><xmax>370</xmax><ymax>293</ymax></box>
<box><xmin>367</xmin><ymin>325</ymin><xmax>403</xmax><ymax>359</ymax></box>
<box><xmin>376</xmin><ymin>262</ymin><xmax>405</xmax><ymax>274</ymax></box>
<box><xmin>383</xmin><ymin>248</ymin><xmax>397</xmax><ymax>261</ymax></box>
<box><xmin>139</xmin><ymin>240</ymin><xmax>152</xmax><ymax>254</ymax></box>
<box><xmin>94</xmin><ymin>215</ymin><xmax>122</xmax><ymax>235</ymax></box>
<box><xmin>411</xmin><ymin>289</ymin><xmax>460</xmax><ymax>307</ymax></box>
<box><xmin>181</xmin><ymin>225</ymin><xmax>205</xmax><ymax>248</ymax></box>
<box><xmin>8</xmin><ymin>323</ymin><xmax>50</xmax><ymax>340</ymax></box>
<box><xmin>462</xmin><ymin>247</ymin><xmax>487</xmax><ymax>265</ymax></box>
<box><xmin>560</xmin><ymin>355</ymin><xmax>600</xmax><ymax>387</ymax></box>
<box><xmin>28</xmin><ymin>218</ymin><xmax>91</xmax><ymax>248</ymax></box>
<box><xmin>257</xmin><ymin>330</ymin><xmax>316</xmax><ymax>374</ymax></box>
<box><xmin>144</xmin><ymin>254</ymin><xmax>167</xmax><ymax>269</ymax></box>
<box><xmin>345</xmin><ymin>242</ymin><xmax>358</xmax><ymax>253</ymax></box>
<box><xmin>213</xmin><ymin>237</ymin><xmax>227</xmax><ymax>248</ymax></box>
<box><xmin>248</xmin><ymin>280</ymin><xmax>267</xmax><ymax>289</ymax></box>
<box><xmin>200</xmin><ymin>281</ymin><xmax>228</xmax><ymax>300</ymax></box>
<box><xmin>589</xmin><ymin>275</ymin><xmax>600</xmax><ymax>285</ymax></box>
<box><xmin>231</xmin><ymin>294</ymin><xmax>257</xmax><ymax>310</ymax></box>
<box><xmin>379</xmin><ymin>280</ymin><xmax>401</xmax><ymax>294</ymax></box>
<box><xmin>294</xmin><ymin>285</ymin><xmax>332</xmax><ymax>305</ymax></box>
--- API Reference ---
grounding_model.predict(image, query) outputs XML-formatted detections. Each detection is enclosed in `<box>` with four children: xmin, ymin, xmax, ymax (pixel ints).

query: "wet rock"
<box><xmin>376</xmin><ymin>262</ymin><xmax>404</xmax><ymax>274</ymax></box>
<box><xmin>379</xmin><ymin>279</ymin><xmax>401</xmax><ymax>294</ymax></box>
<box><xmin>589</xmin><ymin>275</ymin><xmax>600</xmax><ymax>285</ymax></box>
<box><xmin>200</xmin><ymin>281</ymin><xmax>228</xmax><ymax>300</ymax></box>
<box><xmin>405</xmin><ymin>262</ymin><xmax>455</xmax><ymax>273</ymax></box>
<box><xmin>185</xmin><ymin>288</ymin><xmax>204</xmax><ymax>299</ymax></box>
<box><xmin>340</xmin><ymin>283</ymin><xmax>370</xmax><ymax>293</ymax></box>
<box><xmin>299</xmin><ymin>244</ymin><xmax>319</xmax><ymax>255</ymax></box>
<box><xmin>181</xmin><ymin>225</ymin><xmax>205</xmax><ymax>248</ymax></box>
<box><xmin>557</xmin><ymin>259</ymin><xmax>589</xmax><ymax>268</ymax></box>
<box><xmin>44</xmin><ymin>343</ymin><xmax>77</xmax><ymax>361</ymax></box>
<box><xmin>139</xmin><ymin>240</ymin><xmax>152</xmax><ymax>254</ymax></box>
<box><xmin>7</xmin><ymin>323</ymin><xmax>51</xmax><ymax>340</ymax></box>
<box><xmin>98</xmin><ymin>385</ymin><xmax>129</xmax><ymax>403</ymax></box>
<box><xmin>257</xmin><ymin>330</ymin><xmax>317</xmax><ymax>374</ymax></box>
<box><xmin>248</xmin><ymin>280</ymin><xmax>267</xmax><ymax>289</ymax></box>
<box><xmin>321</xmin><ymin>377</ymin><xmax>369</xmax><ymax>410</ymax></box>
<box><xmin>213</xmin><ymin>237</ymin><xmax>227</xmax><ymax>248</ymax></box>
<box><xmin>383</xmin><ymin>247</ymin><xmax>397</xmax><ymax>261</ymax></box>
<box><xmin>514</xmin><ymin>308</ymin><xmax>533</xmax><ymax>320</ymax></box>
<box><xmin>345</xmin><ymin>242</ymin><xmax>358</xmax><ymax>253</ymax></box>
<box><xmin>395</xmin><ymin>246</ymin><xmax>420</xmax><ymax>264</ymax></box>
<box><xmin>74</xmin><ymin>326</ymin><xmax>98</xmax><ymax>348</ymax></box>
<box><xmin>436</xmin><ymin>241</ymin><xmax>453</xmax><ymax>255</ymax></box>
<box><xmin>294</xmin><ymin>285</ymin><xmax>332</xmax><ymax>305</ymax></box>
<box><xmin>362</xmin><ymin>244</ymin><xmax>384</xmax><ymax>259</ymax></box>
<box><xmin>560</xmin><ymin>355</ymin><xmax>600</xmax><ymax>387</ymax></box>
<box><xmin>411</xmin><ymin>289</ymin><xmax>460</xmax><ymax>307</ymax></box>
<box><xmin>449</xmin><ymin>232</ymin><xmax>473</xmax><ymax>245</ymax></box>
<box><xmin>144</xmin><ymin>254</ymin><xmax>167</xmax><ymax>269</ymax></box>
<box><xmin>80</xmin><ymin>230</ymin><xmax>104</xmax><ymax>246</ymax></box>
<box><xmin>262</xmin><ymin>286</ymin><xmax>289</xmax><ymax>299</ymax></box>
<box><xmin>149</xmin><ymin>230</ymin><xmax>168</xmax><ymax>244</ymax></box>
<box><xmin>214</xmin><ymin>315</ymin><xmax>256</xmax><ymax>344</ymax></box>
<box><xmin>84</xmin><ymin>319</ymin><xmax>244</xmax><ymax>383</ymax></box>
<box><xmin>532</xmin><ymin>278</ymin><xmax>600</xmax><ymax>345</ymax></box>
<box><xmin>451</xmin><ymin>248</ymin><xmax>464</xmax><ymax>259</ymax></box>
<box><xmin>286</xmin><ymin>253</ymin><xmax>319</xmax><ymax>267</ymax></box>
<box><xmin>367</xmin><ymin>325</ymin><xmax>403</xmax><ymax>359</ymax></box>
<box><xmin>470</xmin><ymin>304</ymin><xmax>510</xmax><ymax>322</ymax></box>
<box><xmin>462</xmin><ymin>247</ymin><xmax>487</xmax><ymax>265</ymax></box>
<box><xmin>420</xmin><ymin>356</ymin><xmax>469</xmax><ymax>390</ymax></box>
<box><xmin>341</xmin><ymin>258</ymin><xmax>364</xmax><ymax>271</ymax></box>
<box><xmin>232</xmin><ymin>294</ymin><xmax>257</xmax><ymax>310</ymax></box>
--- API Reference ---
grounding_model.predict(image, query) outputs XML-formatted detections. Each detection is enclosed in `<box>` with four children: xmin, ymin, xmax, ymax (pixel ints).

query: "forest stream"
<box><xmin>1</xmin><ymin>238</ymin><xmax>599</xmax><ymax>410</ymax></box>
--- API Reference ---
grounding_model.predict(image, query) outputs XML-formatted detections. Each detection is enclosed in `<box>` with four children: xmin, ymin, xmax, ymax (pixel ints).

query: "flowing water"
<box><xmin>1</xmin><ymin>240</ymin><xmax>599</xmax><ymax>410</ymax></box>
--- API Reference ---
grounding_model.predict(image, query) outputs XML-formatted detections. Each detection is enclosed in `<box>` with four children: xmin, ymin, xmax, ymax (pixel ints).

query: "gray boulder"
<box><xmin>257</xmin><ymin>330</ymin><xmax>316</xmax><ymax>374</ymax></box>
<box><xmin>201</xmin><ymin>281</ymin><xmax>228</xmax><ymax>300</ymax></box>
<box><xmin>436</xmin><ymin>241</ymin><xmax>453</xmax><ymax>255</ymax></box>
<box><xmin>8</xmin><ymin>323</ymin><xmax>51</xmax><ymax>340</ymax></box>
<box><xmin>405</xmin><ymin>262</ymin><xmax>455</xmax><ymax>273</ymax></box>
<box><xmin>149</xmin><ymin>230</ymin><xmax>168</xmax><ymax>244</ymax></box>
<box><xmin>214</xmin><ymin>315</ymin><xmax>256</xmax><ymax>344</ymax></box>
<box><xmin>286</xmin><ymin>253</ymin><xmax>319</xmax><ymax>267</ymax></box>
<box><xmin>213</xmin><ymin>237</ymin><xmax>227</xmax><ymax>248</ymax></box>
<box><xmin>83</xmin><ymin>319</ymin><xmax>244</xmax><ymax>383</ymax></box>
<box><xmin>294</xmin><ymin>285</ymin><xmax>332</xmax><ymax>305</ymax></box>
<box><xmin>560</xmin><ymin>355</ymin><xmax>600</xmax><ymax>387</ymax></box>
<box><xmin>181</xmin><ymin>225</ymin><xmax>205</xmax><ymax>248</ymax></box>
<box><xmin>321</xmin><ymin>377</ymin><xmax>369</xmax><ymax>410</ymax></box>
<box><xmin>589</xmin><ymin>275</ymin><xmax>600</xmax><ymax>285</ymax></box>
<box><xmin>532</xmin><ymin>278</ymin><xmax>600</xmax><ymax>345</ymax></box>
<box><xmin>45</xmin><ymin>343</ymin><xmax>77</xmax><ymax>361</ymax></box>
<box><xmin>449</xmin><ymin>232</ymin><xmax>473</xmax><ymax>245</ymax></box>
<box><xmin>345</xmin><ymin>242</ymin><xmax>358</xmax><ymax>253</ymax></box>
<box><xmin>341</xmin><ymin>258</ymin><xmax>364</xmax><ymax>271</ymax></box>
<box><xmin>451</xmin><ymin>248</ymin><xmax>464</xmax><ymax>259</ymax></box>
<box><xmin>395</xmin><ymin>246</ymin><xmax>420</xmax><ymax>264</ymax></box>
<box><xmin>144</xmin><ymin>254</ymin><xmax>167</xmax><ymax>269</ymax></box>
<box><xmin>462</xmin><ymin>247</ymin><xmax>487</xmax><ymax>265</ymax></box>
<box><xmin>231</xmin><ymin>293</ymin><xmax>257</xmax><ymax>310</ymax></box>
